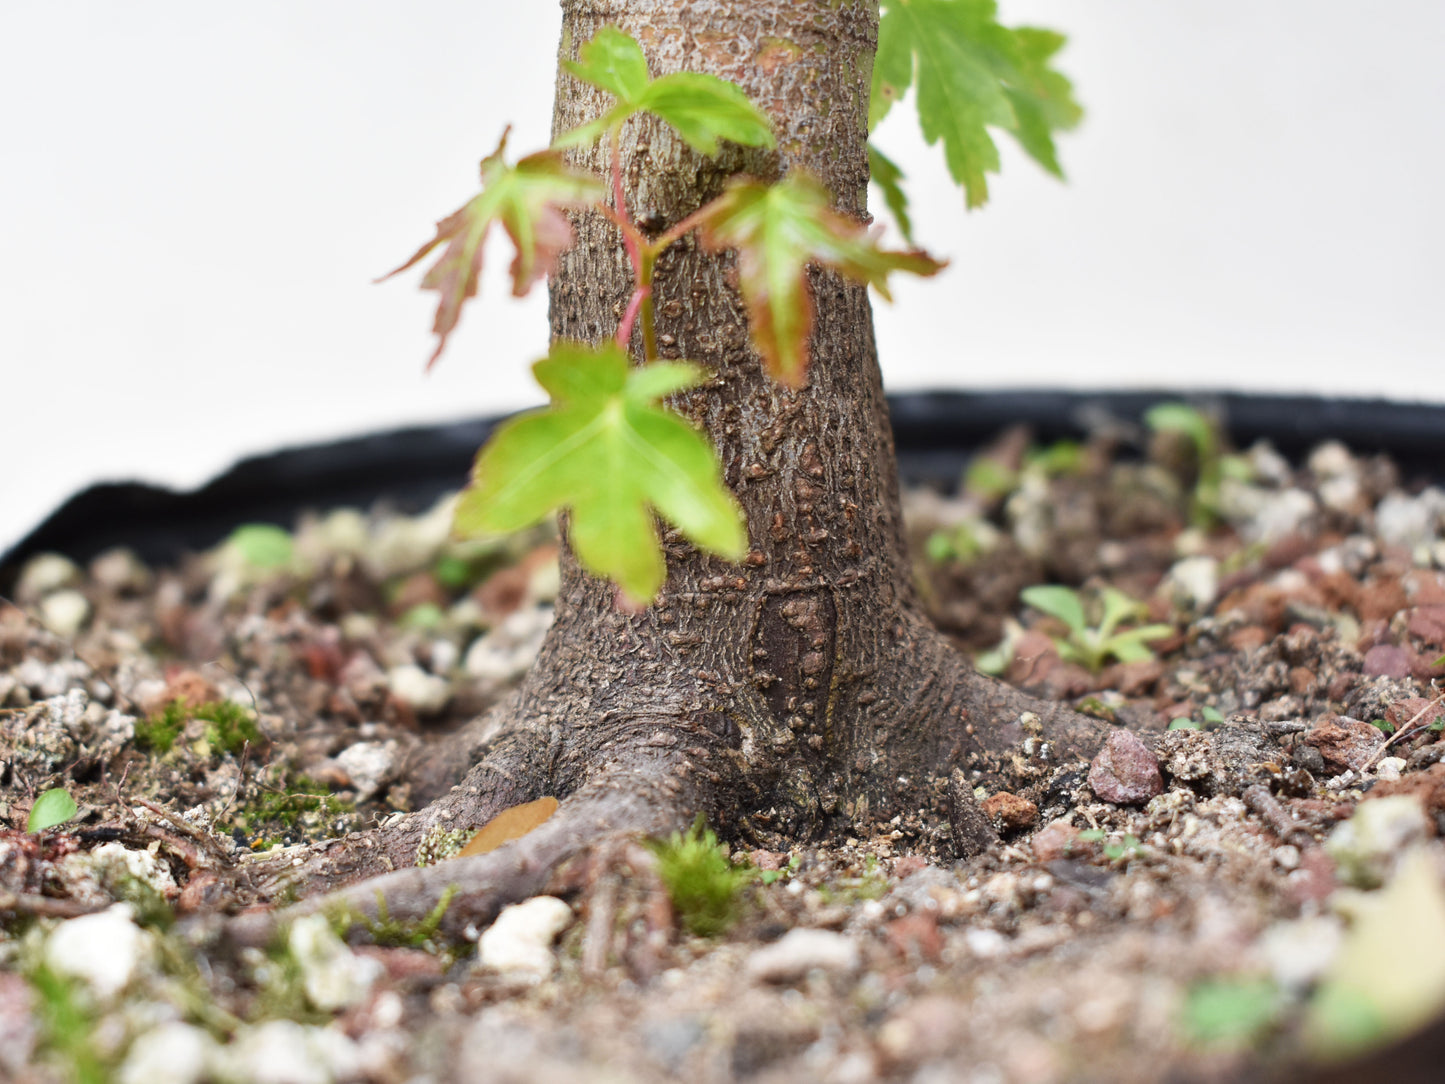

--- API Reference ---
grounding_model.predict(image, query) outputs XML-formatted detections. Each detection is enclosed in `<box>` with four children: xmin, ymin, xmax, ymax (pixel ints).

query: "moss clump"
<box><xmin>134</xmin><ymin>700</ymin><xmax>187</xmax><ymax>754</ymax></box>
<box><xmin>233</xmin><ymin>773</ymin><xmax>355</xmax><ymax>847</ymax></box>
<box><xmin>134</xmin><ymin>698</ymin><xmax>261</xmax><ymax>757</ymax></box>
<box><xmin>25</xmin><ymin>965</ymin><xmax>110</xmax><ymax>1084</ymax></box>
<box><xmin>648</xmin><ymin>817</ymin><xmax>753</xmax><ymax>938</ymax></box>
<box><xmin>196</xmin><ymin>700</ymin><xmax>261</xmax><ymax>756</ymax></box>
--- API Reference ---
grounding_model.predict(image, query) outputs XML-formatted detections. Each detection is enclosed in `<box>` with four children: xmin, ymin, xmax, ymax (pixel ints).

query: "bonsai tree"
<box><xmin>231</xmin><ymin>0</ymin><xmax>1107</xmax><ymax>942</ymax></box>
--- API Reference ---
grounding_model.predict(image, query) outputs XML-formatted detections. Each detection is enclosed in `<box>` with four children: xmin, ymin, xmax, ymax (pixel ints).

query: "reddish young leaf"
<box><xmin>695</xmin><ymin>172</ymin><xmax>944</xmax><ymax>386</ymax></box>
<box><xmin>379</xmin><ymin>129</ymin><xmax>604</xmax><ymax>368</ymax></box>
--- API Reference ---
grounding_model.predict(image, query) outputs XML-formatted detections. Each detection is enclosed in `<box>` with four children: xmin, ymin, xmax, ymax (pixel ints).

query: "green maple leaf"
<box><xmin>867</xmin><ymin>145</ymin><xmax>914</xmax><ymax>244</ymax></box>
<box><xmin>872</xmin><ymin>0</ymin><xmax>1081</xmax><ymax>209</ymax></box>
<box><xmin>696</xmin><ymin>171</ymin><xmax>944</xmax><ymax>385</ymax></box>
<box><xmin>454</xmin><ymin>342</ymin><xmax>747</xmax><ymax>603</ymax></box>
<box><xmin>379</xmin><ymin>128</ymin><xmax>604</xmax><ymax>368</ymax></box>
<box><xmin>557</xmin><ymin>26</ymin><xmax>775</xmax><ymax>156</ymax></box>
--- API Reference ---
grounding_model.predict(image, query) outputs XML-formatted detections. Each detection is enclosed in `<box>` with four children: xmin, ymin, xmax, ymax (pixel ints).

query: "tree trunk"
<box><xmin>226</xmin><ymin>0</ymin><xmax>1105</xmax><ymax>941</ymax></box>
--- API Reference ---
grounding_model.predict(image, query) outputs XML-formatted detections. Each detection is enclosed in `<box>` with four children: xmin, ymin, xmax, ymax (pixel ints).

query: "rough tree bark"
<box><xmin>227</xmin><ymin>0</ymin><xmax>1107</xmax><ymax>944</ymax></box>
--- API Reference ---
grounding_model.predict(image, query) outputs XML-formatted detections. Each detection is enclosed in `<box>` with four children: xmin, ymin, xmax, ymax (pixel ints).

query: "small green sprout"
<box><xmin>1169</xmin><ymin>706</ymin><xmax>1225</xmax><ymax>731</ymax></box>
<box><xmin>1077</xmin><ymin>829</ymin><xmax>1143</xmax><ymax>863</ymax></box>
<box><xmin>647</xmin><ymin>817</ymin><xmax>753</xmax><ymax>937</ymax></box>
<box><xmin>224</xmin><ymin>523</ymin><xmax>295</xmax><ymax>570</ymax></box>
<box><xmin>1144</xmin><ymin>401</ymin><xmax>1252</xmax><ymax>527</ymax></box>
<box><xmin>1369</xmin><ymin>718</ymin><xmax>1395</xmax><ymax>736</ymax></box>
<box><xmin>962</xmin><ymin>439</ymin><xmax>1086</xmax><ymax>504</ymax></box>
<box><xmin>1181</xmin><ymin>976</ymin><xmax>1281</xmax><ymax>1047</ymax></box>
<box><xmin>1102</xmin><ymin>834</ymin><xmax>1144</xmax><ymax>862</ymax></box>
<box><xmin>27</xmin><ymin>788</ymin><xmax>78</xmax><ymax>833</ymax></box>
<box><xmin>757</xmin><ymin>852</ymin><xmax>801</xmax><ymax>886</ymax></box>
<box><xmin>924</xmin><ymin>517</ymin><xmax>1000</xmax><ymax>566</ymax></box>
<box><xmin>1020</xmin><ymin>584</ymin><xmax>1174</xmax><ymax>672</ymax></box>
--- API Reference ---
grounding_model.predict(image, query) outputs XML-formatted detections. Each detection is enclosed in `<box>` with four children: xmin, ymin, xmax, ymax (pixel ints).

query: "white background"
<box><xmin>3</xmin><ymin>1</ymin><xmax>1443</xmax><ymax>553</ymax></box>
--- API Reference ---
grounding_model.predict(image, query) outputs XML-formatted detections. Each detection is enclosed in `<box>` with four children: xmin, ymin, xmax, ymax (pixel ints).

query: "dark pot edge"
<box><xmin>5</xmin><ymin>388</ymin><xmax>1443</xmax><ymax>590</ymax></box>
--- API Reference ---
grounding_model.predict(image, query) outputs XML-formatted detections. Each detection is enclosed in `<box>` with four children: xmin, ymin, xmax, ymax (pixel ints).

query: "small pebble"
<box><xmin>386</xmin><ymin>664</ymin><xmax>452</xmax><ymax>715</ymax></box>
<box><xmin>746</xmin><ymin>928</ymin><xmax>860</xmax><ymax>983</ymax></box>
<box><xmin>478</xmin><ymin>896</ymin><xmax>574</xmax><ymax>980</ymax></box>
<box><xmin>45</xmin><ymin>904</ymin><xmax>149</xmax><ymax>998</ymax></box>
<box><xmin>289</xmin><ymin>914</ymin><xmax>384</xmax><ymax>1012</ymax></box>
<box><xmin>118</xmin><ymin>1022</ymin><xmax>216</xmax><ymax>1084</ymax></box>
<box><xmin>1088</xmin><ymin>729</ymin><xmax>1163</xmax><ymax>805</ymax></box>
<box><xmin>39</xmin><ymin>590</ymin><xmax>91</xmax><ymax>638</ymax></box>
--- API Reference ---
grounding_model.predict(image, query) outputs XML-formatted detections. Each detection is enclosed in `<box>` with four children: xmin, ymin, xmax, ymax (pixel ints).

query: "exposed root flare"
<box><xmin>214</xmin><ymin>622</ymin><xmax>1114</xmax><ymax>952</ymax></box>
<box><xmin>223</xmin><ymin>745</ymin><xmax>699</xmax><ymax>950</ymax></box>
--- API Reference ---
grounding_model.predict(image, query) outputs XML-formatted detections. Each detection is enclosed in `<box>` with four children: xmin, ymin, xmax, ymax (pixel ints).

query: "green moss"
<box><xmin>355</xmin><ymin>886</ymin><xmax>459</xmax><ymax>952</ymax></box>
<box><xmin>233</xmin><ymin>773</ymin><xmax>354</xmax><ymax>846</ymax></box>
<box><xmin>197</xmin><ymin>700</ymin><xmax>261</xmax><ymax>756</ymax></box>
<box><xmin>648</xmin><ymin>817</ymin><xmax>753</xmax><ymax>938</ymax></box>
<box><xmin>134</xmin><ymin>700</ymin><xmax>186</xmax><ymax>754</ymax></box>
<box><xmin>26</xmin><ymin>965</ymin><xmax>110</xmax><ymax>1084</ymax></box>
<box><xmin>135</xmin><ymin>698</ymin><xmax>260</xmax><ymax>757</ymax></box>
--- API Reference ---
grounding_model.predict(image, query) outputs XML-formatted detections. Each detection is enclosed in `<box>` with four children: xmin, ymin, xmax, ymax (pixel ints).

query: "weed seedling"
<box><xmin>1144</xmin><ymin>402</ymin><xmax>1252</xmax><ymax>527</ymax></box>
<box><xmin>1168</xmin><ymin>706</ymin><xmax>1225</xmax><ymax>731</ymax></box>
<box><xmin>1180</xmin><ymin>976</ymin><xmax>1281</xmax><ymax>1048</ymax></box>
<box><xmin>1020</xmin><ymin>584</ymin><xmax>1174</xmax><ymax>672</ymax></box>
<box><xmin>27</xmin><ymin>788</ymin><xmax>78</xmax><ymax>833</ymax></box>
<box><xmin>647</xmin><ymin>817</ymin><xmax>752</xmax><ymax>938</ymax></box>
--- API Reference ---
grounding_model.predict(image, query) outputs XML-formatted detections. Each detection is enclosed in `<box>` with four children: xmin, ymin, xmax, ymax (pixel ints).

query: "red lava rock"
<box><xmin>891</xmin><ymin>855</ymin><xmax>930</xmax><ymax>879</ymax></box>
<box><xmin>473</xmin><ymin>564</ymin><xmax>530</xmax><ymax>620</ymax></box>
<box><xmin>144</xmin><ymin>668</ymin><xmax>221</xmax><ymax>715</ymax></box>
<box><xmin>1264</xmin><ymin>533</ymin><xmax>1313</xmax><ymax>570</ymax></box>
<box><xmin>1406</xmin><ymin>570</ymin><xmax>1445</xmax><ymax>607</ymax></box>
<box><xmin>1363</xmin><ymin>644</ymin><xmax>1411</xmax><ymax>679</ymax></box>
<box><xmin>1355</xmin><ymin>577</ymin><xmax>1408</xmax><ymax>623</ymax></box>
<box><xmin>1285</xmin><ymin>846</ymin><xmax>1337</xmax><ymax>907</ymax></box>
<box><xmin>1008</xmin><ymin>632</ymin><xmax>1093</xmax><ymax>699</ymax></box>
<box><xmin>1407</xmin><ymin>605</ymin><xmax>1445</xmax><ymax>648</ymax></box>
<box><xmin>1030</xmin><ymin>819</ymin><xmax>1081</xmax><ymax>862</ymax></box>
<box><xmin>1227</xmin><ymin>625</ymin><xmax>1271</xmax><ymax>652</ymax></box>
<box><xmin>1412</xmin><ymin>652</ymin><xmax>1445</xmax><ymax>682</ymax></box>
<box><xmin>885</xmin><ymin>913</ymin><xmax>944</xmax><ymax>963</ymax></box>
<box><xmin>354</xmin><ymin>945</ymin><xmax>446</xmax><ymax>982</ymax></box>
<box><xmin>389</xmin><ymin>571</ymin><xmax>448</xmax><ymax>617</ymax></box>
<box><xmin>1287</xmin><ymin>666</ymin><xmax>1317</xmax><ymax>696</ymax></box>
<box><xmin>981</xmin><ymin>792</ymin><xmax>1039</xmax><ymax>831</ymax></box>
<box><xmin>1385</xmin><ymin>697</ymin><xmax>1445</xmax><ymax>732</ymax></box>
<box><xmin>1355</xmin><ymin>619</ymin><xmax>1393</xmax><ymax>650</ymax></box>
<box><xmin>1365</xmin><ymin>763</ymin><xmax>1445</xmax><ymax>825</ymax></box>
<box><xmin>1303</xmin><ymin>716</ymin><xmax>1387</xmax><ymax>773</ymax></box>
<box><xmin>1104</xmin><ymin>659</ymin><xmax>1166</xmax><ymax>697</ymax></box>
<box><xmin>749</xmin><ymin>849</ymin><xmax>786</xmax><ymax>871</ymax></box>
<box><xmin>1326</xmin><ymin>673</ymin><xmax>1355</xmax><ymax>701</ymax></box>
<box><xmin>177</xmin><ymin>871</ymin><xmax>225</xmax><ymax>913</ymax></box>
<box><xmin>1088</xmin><ymin>729</ymin><xmax>1163</xmax><ymax>805</ymax></box>
<box><xmin>1217</xmin><ymin>585</ymin><xmax>1289</xmax><ymax>631</ymax></box>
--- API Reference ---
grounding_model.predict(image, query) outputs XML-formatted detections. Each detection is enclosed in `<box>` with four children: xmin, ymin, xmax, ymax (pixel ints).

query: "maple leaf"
<box><xmin>379</xmin><ymin>129</ymin><xmax>604</xmax><ymax>368</ymax></box>
<box><xmin>454</xmin><ymin>342</ymin><xmax>746</xmax><ymax>603</ymax></box>
<box><xmin>696</xmin><ymin>172</ymin><xmax>944</xmax><ymax>386</ymax></box>
<box><xmin>872</xmin><ymin>0</ymin><xmax>1081</xmax><ymax>209</ymax></box>
<box><xmin>557</xmin><ymin>26</ymin><xmax>774</xmax><ymax>156</ymax></box>
<box><xmin>867</xmin><ymin>145</ymin><xmax>915</xmax><ymax>244</ymax></box>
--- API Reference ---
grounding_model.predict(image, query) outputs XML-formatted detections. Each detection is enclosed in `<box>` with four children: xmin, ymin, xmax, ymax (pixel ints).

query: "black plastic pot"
<box><xmin>5</xmin><ymin>389</ymin><xmax>1443</xmax><ymax>590</ymax></box>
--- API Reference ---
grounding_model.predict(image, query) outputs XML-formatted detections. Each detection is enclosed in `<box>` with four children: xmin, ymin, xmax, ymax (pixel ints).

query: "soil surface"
<box><xmin>4</xmin><ymin>414</ymin><xmax>1445</xmax><ymax>1083</ymax></box>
